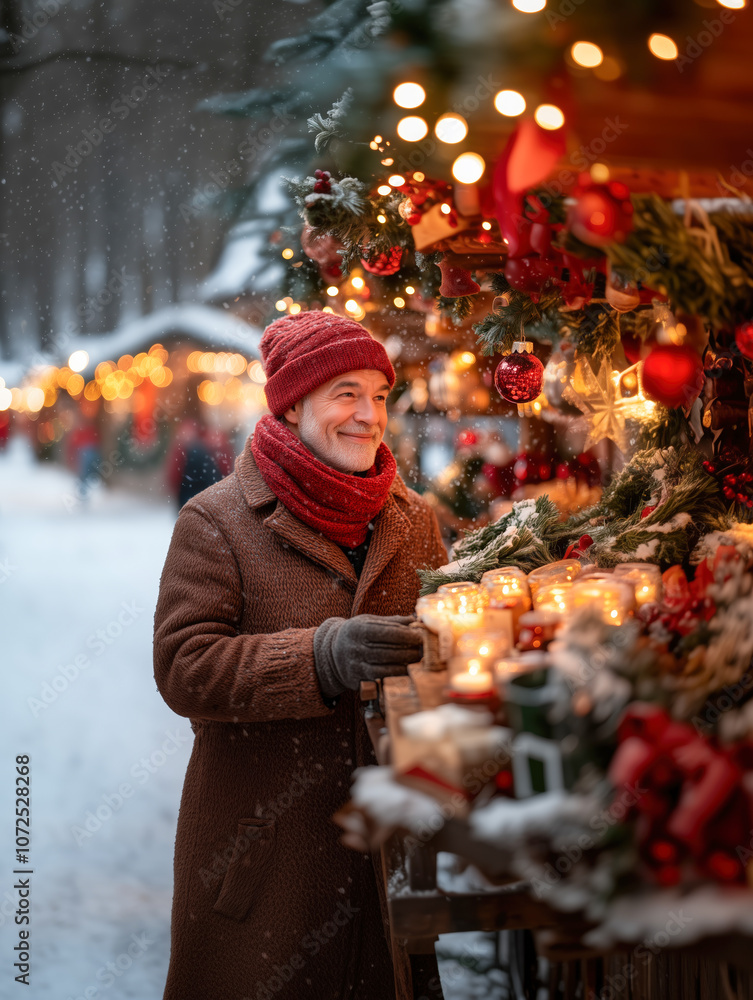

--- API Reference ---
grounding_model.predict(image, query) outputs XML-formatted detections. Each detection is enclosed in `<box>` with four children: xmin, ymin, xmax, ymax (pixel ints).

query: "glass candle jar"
<box><xmin>437</xmin><ymin>582</ymin><xmax>489</xmax><ymax>638</ymax></box>
<box><xmin>613</xmin><ymin>562</ymin><xmax>663</xmax><ymax>607</ymax></box>
<box><xmin>447</xmin><ymin>655</ymin><xmax>496</xmax><ymax>697</ymax></box>
<box><xmin>570</xmin><ymin>577</ymin><xmax>636</xmax><ymax>625</ymax></box>
<box><xmin>415</xmin><ymin>592</ymin><xmax>455</xmax><ymax>633</ymax></box>
<box><xmin>532</xmin><ymin>581</ymin><xmax>573</xmax><ymax>616</ymax></box>
<box><xmin>527</xmin><ymin>559</ymin><xmax>583</xmax><ymax>601</ymax></box>
<box><xmin>517</xmin><ymin>610</ymin><xmax>562</xmax><ymax>651</ymax></box>
<box><xmin>481</xmin><ymin>568</ymin><xmax>531</xmax><ymax>640</ymax></box>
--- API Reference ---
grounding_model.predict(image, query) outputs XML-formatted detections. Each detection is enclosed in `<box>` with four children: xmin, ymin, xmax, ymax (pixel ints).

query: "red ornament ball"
<box><xmin>642</xmin><ymin>344</ymin><xmax>704</xmax><ymax>409</ymax></box>
<box><xmin>361</xmin><ymin>246</ymin><xmax>403</xmax><ymax>275</ymax></box>
<box><xmin>494</xmin><ymin>351</ymin><xmax>544</xmax><ymax>404</ymax></box>
<box><xmin>735</xmin><ymin>321</ymin><xmax>753</xmax><ymax>360</ymax></box>
<box><xmin>568</xmin><ymin>178</ymin><xmax>633</xmax><ymax>247</ymax></box>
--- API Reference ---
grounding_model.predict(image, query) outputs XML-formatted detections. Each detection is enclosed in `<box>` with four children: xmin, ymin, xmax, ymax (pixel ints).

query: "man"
<box><xmin>153</xmin><ymin>311</ymin><xmax>447</xmax><ymax>1000</ymax></box>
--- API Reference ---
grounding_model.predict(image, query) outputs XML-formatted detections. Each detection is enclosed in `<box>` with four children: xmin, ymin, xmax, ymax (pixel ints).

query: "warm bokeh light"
<box><xmin>440</xmin><ymin>203</ymin><xmax>452</xmax><ymax>214</ymax></box>
<box><xmin>0</xmin><ymin>386</ymin><xmax>13</xmax><ymax>410</ymax></box>
<box><xmin>281</xmin><ymin>248</ymin><xmax>294</xmax><ymax>259</ymax></box>
<box><xmin>717</xmin><ymin>0</ymin><xmax>745</xmax><ymax>8</ymax></box>
<box><xmin>393</xmin><ymin>82</ymin><xmax>426</xmax><ymax>108</ymax></box>
<box><xmin>377</xmin><ymin>184</ymin><xmax>391</xmax><ymax>195</ymax></box>
<box><xmin>377</xmin><ymin>214</ymin><xmax>387</xmax><ymax>223</ymax></box>
<box><xmin>494</xmin><ymin>89</ymin><xmax>526</xmax><ymax>116</ymax></box>
<box><xmin>25</xmin><ymin>387</ymin><xmax>45</xmax><ymax>412</ymax></box>
<box><xmin>388</xmin><ymin>174</ymin><xmax>405</xmax><ymax>186</ymax></box>
<box><xmin>275</xmin><ymin>299</ymin><xmax>286</xmax><ymax>311</ymax></box>
<box><xmin>405</xmin><ymin>285</ymin><xmax>415</xmax><ymax>294</ymax></box>
<box><xmin>571</xmin><ymin>41</ymin><xmax>604</xmax><ymax>67</ymax></box>
<box><xmin>345</xmin><ymin>299</ymin><xmax>360</xmax><ymax>314</ymax></box>
<box><xmin>482</xmin><ymin>221</ymin><xmax>492</xmax><ymax>230</ymax></box>
<box><xmin>393</xmin><ymin>297</ymin><xmax>405</xmax><ymax>308</ymax></box>
<box><xmin>648</xmin><ymin>33</ymin><xmax>678</xmax><ymax>60</ymax></box>
<box><xmin>534</xmin><ymin>103</ymin><xmax>565</xmax><ymax>129</ymax></box>
<box><xmin>326</xmin><ymin>286</ymin><xmax>339</xmax><ymax>296</ymax></box>
<box><xmin>289</xmin><ymin>303</ymin><xmax>302</xmax><ymax>315</ymax></box>
<box><xmin>452</xmin><ymin>152</ymin><xmax>486</xmax><ymax>183</ymax></box>
<box><xmin>68</xmin><ymin>350</ymin><xmax>89</xmax><ymax>372</ymax></box>
<box><xmin>397</xmin><ymin>116</ymin><xmax>429</xmax><ymax>141</ymax></box>
<box><xmin>594</xmin><ymin>55</ymin><xmax>622</xmax><ymax>80</ymax></box>
<box><xmin>512</xmin><ymin>0</ymin><xmax>546</xmax><ymax>11</ymax></box>
<box><xmin>247</xmin><ymin>360</ymin><xmax>267</xmax><ymax>384</ymax></box>
<box><xmin>434</xmin><ymin>114</ymin><xmax>468</xmax><ymax>144</ymax></box>
<box><xmin>351</xmin><ymin>276</ymin><xmax>365</xmax><ymax>290</ymax></box>
<box><xmin>591</xmin><ymin>163</ymin><xmax>610</xmax><ymax>183</ymax></box>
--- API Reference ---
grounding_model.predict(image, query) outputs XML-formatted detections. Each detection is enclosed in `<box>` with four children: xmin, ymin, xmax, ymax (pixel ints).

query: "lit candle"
<box><xmin>570</xmin><ymin>577</ymin><xmax>636</xmax><ymax>625</ymax></box>
<box><xmin>415</xmin><ymin>592</ymin><xmax>454</xmax><ymax>633</ymax></box>
<box><xmin>437</xmin><ymin>582</ymin><xmax>489</xmax><ymax>638</ymax></box>
<box><xmin>527</xmin><ymin>559</ymin><xmax>583</xmax><ymax>601</ymax></box>
<box><xmin>480</xmin><ymin>568</ymin><xmax>531</xmax><ymax>639</ymax></box>
<box><xmin>415</xmin><ymin>592</ymin><xmax>457</xmax><ymax>664</ymax></box>
<box><xmin>449</xmin><ymin>657</ymin><xmax>495</xmax><ymax>695</ymax></box>
<box><xmin>532</xmin><ymin>582</ymin><xmax>573</xmax><ymax>616</ymax></box>
<box><xmin>517</xmin><ymin>611</ymin><xmax>561</xmax><ymax>651</ymax></box>
<box><xmin>613</xmin><ymin>563</ymin><xmax>663</xmax><ymax>607</ymax></box>
<box><xmin>455</xmin><ymin>629</ymin><xmax>511</xmax><ymax>664</ymax></box>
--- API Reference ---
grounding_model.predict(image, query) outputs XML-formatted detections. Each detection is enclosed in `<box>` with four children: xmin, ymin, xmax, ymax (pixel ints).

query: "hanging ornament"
<box><xmin>563</xmin><ymin>359</ymin><xmax>654</xmax><ymax>452</ymax></box>
<box><xmin>504</xmin><ymin>255</ymin><xmax>560</xmax><ymax>301</ymax></box>
<box><xmin>436</xmin><ymin>253</ymin><xmax>480</xmax><ymax>297</ymax></box>
<box><xmin>542</xmin><ymin>342</ymin><xmax>576</xmax><ymax>408</ymax></box>
<box><xmin>642</xmin><ymin>344</ymin><xmax>705</xmax><ymax>409</ymax></box>
<box><xmin>361</xmin><ymin>246</ymin><xmax>403</xmax><ymax>275</ymax></box>
<box><xmin>605</xmin><ymin>266</ymin><xmax>641</xmax><ymax>313</ymax></box>
<box><xmin>568</xmin><ymin>176</ymin><xmax>633</xmax><ymax>247</ymax></box>
<box><xmin>494</xmin><ymin>342</ymin><xmax>544</xmax><ymax>404</ymax></box>
<box><xmin>300</xmin><ymin>223</ymin><xmax>345</xmax><ymax>279</ymax></box>
<box><xmin>735</xmin><ymin>321</ymin><xmax>753</xmax><ymax>360</ymax></box>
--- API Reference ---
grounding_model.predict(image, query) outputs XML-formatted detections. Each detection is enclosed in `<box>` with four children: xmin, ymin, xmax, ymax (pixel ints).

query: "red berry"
<box><xmin>723</xmin><ymin>486</ymin><xmax>736</xmax><ymax>499</ymax></box>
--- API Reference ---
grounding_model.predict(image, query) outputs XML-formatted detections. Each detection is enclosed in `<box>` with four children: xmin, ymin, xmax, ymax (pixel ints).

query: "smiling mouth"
<box><xmin>339</xmin><ymin>432</ymin><xmax>374</xmax><ymax>442</ymax></box>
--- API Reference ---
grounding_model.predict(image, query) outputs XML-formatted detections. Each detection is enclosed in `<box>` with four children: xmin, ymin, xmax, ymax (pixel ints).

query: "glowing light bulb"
<box><xmin>434</xmin><ymin>114</ymin><xmax>468</xmax><ymax>144</ymax></box>
<box><xmin>452</xmin><ymin>152</ymin><xmax>485</xmax><ymax>184</ymax></box>
<box><xmin>397</xmin><ymin>116</ymin><xmax>428</xmax><ymax>141</ymax></box>
<box><xmin>534</xmin><ymin>103</ymin><xmax>565</xmax><ymax>129</ymax></box>
<box><xmin>648</xmin><ymin>33</ymin><xmax>678</xmax><ymax>59</ymax></box>
<box><xmin>571</xmin><ymin>41</ymin><xmax>603</xmax><ymax>67</ymax></box>
<box><xmin>393</xmin><ymin>82</ymin><xmax>426</xmax><ymax>108</ymax></box>
<box><xmin>494</xmin><ymin>90</ymin><xmax>526</xmax><ymax>116</ymax></box>
<box><xmin>68</xmin><ymin>350</ymin><xmax>89</xmax><ymax>372</ymax></box>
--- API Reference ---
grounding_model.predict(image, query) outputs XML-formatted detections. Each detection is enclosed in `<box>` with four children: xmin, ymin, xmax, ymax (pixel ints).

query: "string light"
<box><xmin>434</xmin><ymin>114</ymin><xmax>468</xmax><ymax>144</ymax></box>
<box><xmin>571</xmin><ymin>41</ymin><xmax>603</xmax><ymax>67</ymax></box>
<box><xmin>393</xmin><ymin>82</ymin><xmax>426</xmax><ymax>108</ymax></box>
<box><xmin>377</xmin><ymin>184</ymin><xmax>391</xmax><ymax>195</ymax></box>
<box><xmin>512</xmin><ymin>0</ymin><xmax>546</xmax><ymax>11</ymax></box>
<box><xmin>534</xmin><ymin>103</ymin><xmax>565</xmax><ymax>129</ymax></box>
<box><xmin>648</xmin><ymin>33</ymin><xmax>678</xmax><ymax>59</ymax></box>
<box><xmin>397</xmin><ymin>116</ymin><xmax>428</xmax><ymax>141</ymax></box>
<box><xmin>452</xmin><ymin>152</ymin><xmax>486</xmax><ymax>183</ymax></box>
<box><xmin>494</xmin><ymin>89</ymin><xmax>526</xmax><ymax>116</ymax></box>
<box><xmin>281</xmin><ymin>248</ymin><xmax>294</xmax><ymax>259</ymax></box>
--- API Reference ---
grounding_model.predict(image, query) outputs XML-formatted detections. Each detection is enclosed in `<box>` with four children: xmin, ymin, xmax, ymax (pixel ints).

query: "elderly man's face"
<box><xmin>284</xmin><ymin>369</ymin><xmax>390</xmax><ymax>472</ymax></box>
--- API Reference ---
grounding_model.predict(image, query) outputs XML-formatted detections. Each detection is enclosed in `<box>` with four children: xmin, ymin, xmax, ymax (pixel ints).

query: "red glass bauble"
<box><xmin>568</xmin><ymin>179</ymin><xmax>633</xmax><ymax>247</ymax></box>
<box><xmin>642</xmin><ymin>345</ymin><xmax>705</xmax><ymax>409</ymax></box>
<box><xmin>735</xmin><ymin>321</ymin><xmax>753</xmax><ymax>360</ymax></box>
<box><xmin>361</xmin><ymin>245</ymin><xmax>403</xmax><ymax>276</ymax></box>
<box><xmin>494</xmin><ymin>351</ymin><xmax>544</xmax><ymax>403</ymax></box>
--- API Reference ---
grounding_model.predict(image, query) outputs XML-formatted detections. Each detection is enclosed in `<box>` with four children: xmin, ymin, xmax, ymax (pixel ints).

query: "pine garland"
<box><xmin>606</xmin><ymin>194</ymin><xmax>753</xmax><ymax>328</ymax></box>
<box><xmin>437</xmin><ymin>294</ymin><xmax>475</xmax><ymax>325</ymax></box>
<box><xmin>418</xmin><ymin>495</ymin><xmax>562</xmax><ymax>594</ymax></box>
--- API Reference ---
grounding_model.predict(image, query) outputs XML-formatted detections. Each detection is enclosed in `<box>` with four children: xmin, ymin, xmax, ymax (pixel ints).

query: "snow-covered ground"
<box><xmin>0</xmin><ymin>436</ymin><xmax>502</xmax><ymax>1000</ymax></box>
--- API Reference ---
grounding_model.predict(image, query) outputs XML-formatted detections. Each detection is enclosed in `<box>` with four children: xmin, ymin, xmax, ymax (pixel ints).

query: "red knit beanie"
<box><xmin>259</xmin><ymin>311</ymin><xmax>396</xmax><ymax>416</ymax></box>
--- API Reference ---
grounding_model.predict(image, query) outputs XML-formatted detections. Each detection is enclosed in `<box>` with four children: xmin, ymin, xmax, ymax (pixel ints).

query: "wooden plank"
<box><xmin>408</xmin><ymin>663</ymin><xmax>451</xmax><ymax>710</ymax></box>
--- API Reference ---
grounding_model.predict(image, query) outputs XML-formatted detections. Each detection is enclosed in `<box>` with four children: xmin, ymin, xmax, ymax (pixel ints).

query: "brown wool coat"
<box><xmin>153</xmin><ymin>437</ymin><xmax>447</xmax><ymax>1000</ymax></box>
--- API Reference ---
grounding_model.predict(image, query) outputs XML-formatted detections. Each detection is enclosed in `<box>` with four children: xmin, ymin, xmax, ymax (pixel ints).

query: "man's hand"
<box><xmin>313</xmin><ymin>614</ymin><xmax>422</xmax><ymax>699</ymax></box>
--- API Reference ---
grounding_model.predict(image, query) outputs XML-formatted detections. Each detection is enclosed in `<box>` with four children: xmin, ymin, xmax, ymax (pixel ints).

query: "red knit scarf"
<box><xmin>250</xmin><ymin>415</ymin><xmax>397</xmax><ymax>548</ymax></box>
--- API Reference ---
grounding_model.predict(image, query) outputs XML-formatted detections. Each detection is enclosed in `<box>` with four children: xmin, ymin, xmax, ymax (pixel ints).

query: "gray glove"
<box><xmin>313</xmin><ymin>614</ymin><xmax>422</xmax><ymax>699</ymax></box>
